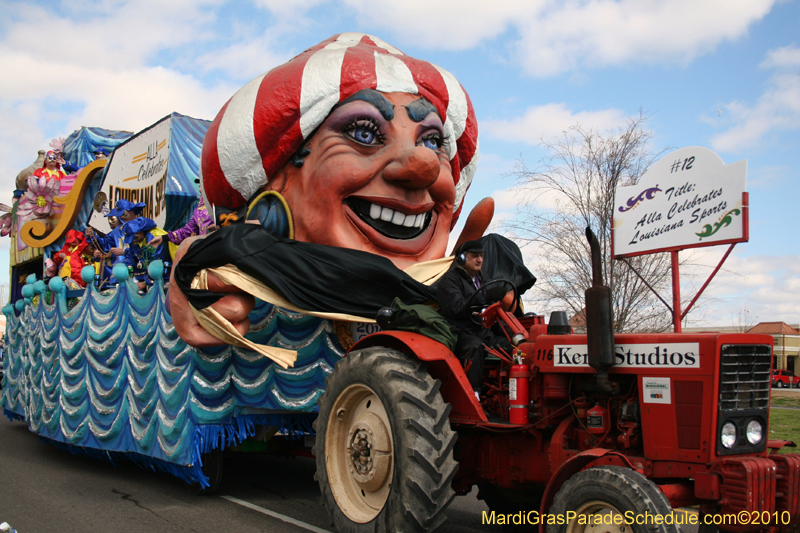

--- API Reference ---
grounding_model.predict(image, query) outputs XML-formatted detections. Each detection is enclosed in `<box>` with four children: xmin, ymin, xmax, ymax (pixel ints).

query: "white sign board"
<box><xmin>89</xmin><ymin>116</ymin><xmax>171</xmax><ymax>233</ymax></box>
<box><xmin>552</xmin><ymin>343</ymin><xmax>700</xmax><ymax>369</ymax></box>
<box><xmin>613</xmin><ymin>147</ymin><xmax>747</xmax><ymax>258</ymax></box>
<box><xmin>642</xmin><ymin>377</ymin><xmax>672</xmax><ymax>404</ymax></box>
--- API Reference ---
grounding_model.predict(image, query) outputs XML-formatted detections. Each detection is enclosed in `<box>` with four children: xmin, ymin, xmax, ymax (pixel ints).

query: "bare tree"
<box><xmin>732</xmin><ymin>304</ymin><xmax>759</xmax><ymax>333</ymax></box>
<box><xmin>505</xmin><ymin>113</ymin><xmax>677</xmax><ymax>332</ymax></box>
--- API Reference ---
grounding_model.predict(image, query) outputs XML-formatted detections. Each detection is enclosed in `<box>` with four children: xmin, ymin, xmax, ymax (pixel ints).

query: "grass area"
<box><xmin>766</xmin><ymin>390</ymin><xmax>800</xmax><ymax>452</ymax></box>
<box><xmin>769</xmin><ymin>408</ymin><xmax>800</xmax><ymax>453</ymax></box>
<box><xmin>771</xmin><ymin>396</ymin><xmax>800</xmax><ymax>407</ymax></box>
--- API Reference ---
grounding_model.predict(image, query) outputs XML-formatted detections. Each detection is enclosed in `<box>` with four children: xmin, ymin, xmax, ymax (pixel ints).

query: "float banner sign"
<box><xmin>612</xmin><ymin>147</ymin><xmax>747</xmax><ymax>258</ymax></box>
<box><xmin>89</xmin><ymin>116</ymin><xmax>171</xmax><ymax>233</ymax></box>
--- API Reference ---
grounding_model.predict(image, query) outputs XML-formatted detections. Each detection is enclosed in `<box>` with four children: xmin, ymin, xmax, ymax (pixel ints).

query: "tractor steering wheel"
<box><xmin>466</xmin><ymin>279</ymin><xmax>518</xmax><ymax>325</ymax></box>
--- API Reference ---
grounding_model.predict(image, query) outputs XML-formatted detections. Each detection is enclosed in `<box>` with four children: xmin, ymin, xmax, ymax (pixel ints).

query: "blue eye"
<box><xmin>344</xmin><ymin>118</ymin><xmax>384</xmax><ymax>146</ymax></box>
<box><xmin>353</xmin><ymin>126</ymin><xmax>376</xmax><ymax>144</ymax></box>
<box><xmin>419</xmin><ymin>133</ymin><xmax>443</xmax><ymax>151</ymax></box>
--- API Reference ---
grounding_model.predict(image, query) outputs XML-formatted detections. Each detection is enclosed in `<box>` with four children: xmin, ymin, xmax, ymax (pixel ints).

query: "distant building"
<box><xmin>682</xmin><ymin>322</ymin><xmax>800</xmax><ymax>372</ymax></box>
<box><xmin>746</xmin><ymin>322</ymin><xmax>800</xmax><ymax>373</ymax></box>
<box><xmin>569</xmin><ymin>308</ymin><xmax>586</xmax><ymax>334</ymax></box>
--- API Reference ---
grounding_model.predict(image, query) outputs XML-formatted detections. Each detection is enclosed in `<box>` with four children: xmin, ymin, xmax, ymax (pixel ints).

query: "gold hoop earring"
<box><xmin>247</xmin><ymin>190</ymin><xmax>294</xmax><ymax>239</ymax></box>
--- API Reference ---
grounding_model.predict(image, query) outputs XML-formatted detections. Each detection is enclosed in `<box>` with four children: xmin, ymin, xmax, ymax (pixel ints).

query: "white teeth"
<box><xmin>366</xmin><ymin>201</ymin><xmax>427</xmax><ymax>228</ymax></box>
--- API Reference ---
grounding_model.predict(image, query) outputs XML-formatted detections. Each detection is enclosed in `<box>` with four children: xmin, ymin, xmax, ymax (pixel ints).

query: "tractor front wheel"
<box><xmin>548</xmin><ymin>466</ymin><xmax>678</xmax><ymax>533</ymax></box>
<box><xmin>313</xmin><ymin>347</ymin><xmax>458</xmax><ymax>532</ymax></box>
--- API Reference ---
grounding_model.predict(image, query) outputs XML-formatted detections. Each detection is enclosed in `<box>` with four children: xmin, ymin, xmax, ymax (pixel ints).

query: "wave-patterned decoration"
<box><xmin>0</xmin><ymin>267</ymin><xmax>343</xmax><ymax>486</ymax></box>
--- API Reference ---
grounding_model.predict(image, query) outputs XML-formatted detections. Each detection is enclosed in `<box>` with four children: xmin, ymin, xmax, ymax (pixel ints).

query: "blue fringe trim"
<box><xmin>39</xmin><ymin>413</ymin><xmax>318</xmax><ymax>489</ymax></box>
<box><xmin>45</xmin><ymin>438</ymin><xmax>201</xmax><ymax>486</ymax></box>
<box><xmin>3</xmin><ymin>408</ymin><xmax>25</xmax><ymax>423</ymax></box>
<box><xmin>189</xmin><ymin>413</ymin><xmax>316</xmax><ymax>487</ymax></box>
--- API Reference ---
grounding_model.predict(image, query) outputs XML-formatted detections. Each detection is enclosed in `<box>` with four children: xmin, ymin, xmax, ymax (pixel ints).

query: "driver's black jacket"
<box><xmin>436</xmin><ymin>263</ymin><xmax>488</xmax><ymax>335</ymax></box>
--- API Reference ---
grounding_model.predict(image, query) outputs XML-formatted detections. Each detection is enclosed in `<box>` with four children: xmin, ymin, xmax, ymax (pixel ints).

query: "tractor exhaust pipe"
<box><xmin>584</xmin><ymin>227</ymin><xmax>617</xmax><ymax>394</ymax></box>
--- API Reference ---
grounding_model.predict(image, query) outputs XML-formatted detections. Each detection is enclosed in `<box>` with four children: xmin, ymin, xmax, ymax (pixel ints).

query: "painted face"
<box><xmin>133</xmin><ymin>232</ymin><xmax>146</xmax><ymax>245</ymax></box>
<box><xmin>268</xmin><ymin>91</ymin><xmax>455</xmax><ymax>269</ymax></box>
<box><xmin>45</xmin><ymin>152</ymin><xmax>59</xmax><ymax>170</ymax></box>
<box><xmin>122</xmin><ymin>210</ymin><xmax>136</xmax><ymax>223</ymax></box>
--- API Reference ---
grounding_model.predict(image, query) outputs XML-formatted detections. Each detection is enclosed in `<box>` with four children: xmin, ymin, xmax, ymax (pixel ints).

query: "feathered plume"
<box><xmin>49</xmin><ymin>137</ymin><xmax>66</xmax><ymax>153</ymax></box>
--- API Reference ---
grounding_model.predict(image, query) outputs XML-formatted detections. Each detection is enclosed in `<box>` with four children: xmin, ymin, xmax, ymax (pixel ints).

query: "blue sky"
<box><xmin>1</xmin><ymin>0</ymin><xmax>798</xmax><ymax>327</ymax></box>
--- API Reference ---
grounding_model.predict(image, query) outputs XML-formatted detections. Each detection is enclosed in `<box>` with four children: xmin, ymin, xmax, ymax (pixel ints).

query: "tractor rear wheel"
<box><xmin>313</xmin><ymin>347</ymin><xmax>458</xmax><ymax>532</ymax></box>
<box><xmin>548</xmin><ymin>466</ymin><xmax>678</xmax><ymax>533</ymax></box>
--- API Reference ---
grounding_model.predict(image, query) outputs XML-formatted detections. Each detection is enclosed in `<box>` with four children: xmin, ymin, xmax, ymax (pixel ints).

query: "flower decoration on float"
<box><xmin>0</xmin><ymin>202</ymin><xmax>13</xmax><ymax>237</ymax></box>
<box><xmin>16</xmin><ymin>175</ymin><xmax>60</xmax><ymax>222</ymax></box>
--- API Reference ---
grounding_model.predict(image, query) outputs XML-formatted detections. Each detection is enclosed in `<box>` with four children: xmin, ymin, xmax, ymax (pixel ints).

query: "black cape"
<box><xmin>173</xmin><ymin>224</ymin><xmax>535</xmax><ymax>320</ymax></box>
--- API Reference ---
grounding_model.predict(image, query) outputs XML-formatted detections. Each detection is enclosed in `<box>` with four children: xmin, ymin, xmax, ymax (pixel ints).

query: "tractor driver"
<box><xmin>437</xmin><ymin>240</ymin><xmax>512</xmax><ymax>400</ymax></box>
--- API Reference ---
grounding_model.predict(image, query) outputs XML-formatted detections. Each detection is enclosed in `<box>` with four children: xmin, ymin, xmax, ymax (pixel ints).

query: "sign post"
<box><xmin>612</xmin><ymin>147</ymin><xmax>748</xmax><ymax>332</ymax></box>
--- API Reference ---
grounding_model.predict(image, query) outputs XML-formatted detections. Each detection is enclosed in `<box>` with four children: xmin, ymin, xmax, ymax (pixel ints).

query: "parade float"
<box><xmin>3</xmin><ymin>33</ymin><xmax>797</xmax><ymax>533</ymax></box>
<box><xmin>0</xmin><ymin>111</ymin><xmax>333</xmax><ymax>485</ymax></box>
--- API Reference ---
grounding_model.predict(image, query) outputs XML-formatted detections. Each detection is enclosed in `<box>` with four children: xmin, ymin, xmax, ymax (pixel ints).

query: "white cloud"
<box><xmin>1</xmin><ymin>1</ymin><xmax>222</xmax><ymax>70</ymax></box>
<box><xmin>0</xmin><ymin>47</ymin><xmax>235</xmax><ymax>182</ymax></box>
<box><xmin>760</xmin><ymin>43</ymin><xmax>800</xmax><ymax>69</ymax></box>
<box><xmin>253</xmin><ymin>0</ymin><xmax>330</xmax><ymax>17</ymax></box>
<box><xmin>0</xmin><ymin>1</ymin><xmax>257</xmax><ymax>189</ymax></box>
<box><xmin>193</xmin><ymin>34</ymin><xmax>293</xmax><ymax>80</ymax></box>
<box><xmin>483</xmin><ymin>103</ymin><xmax>628</xmax><ymax>145</ymax></box>
<box><xmin>516</xmin><ymin>0</ymin><xmax>774</xmax><ymax>76</ymax></box>
<box><xmin>681</xmin><ymin>248</ymin><xmax>800</xmax><ymax>327</ymax></box>
<box><xmin>711</xmin><ymin>45</ymin><xmax>800</xmax><ymax>153</ymax></box>
<box><xmin>491</xmin><ymin>187</ymin><xmax>526</xmax><ymax>212</ymax></box>
<box><xmin>342</xmin><ymin>0</ymin><xmax>541</xmax><ymax>50</ymax></box>
<box><xmin>341</xmin><ymin>0</ymin><xmax>774</xmax><ymax>76</ymax></box>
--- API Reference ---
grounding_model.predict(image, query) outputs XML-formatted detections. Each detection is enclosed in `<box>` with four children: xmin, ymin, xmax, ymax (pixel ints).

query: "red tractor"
<box><xmin>312</xmin><ymin>229</ymin><xmax>796</xmax><ymax>533</ymax></box>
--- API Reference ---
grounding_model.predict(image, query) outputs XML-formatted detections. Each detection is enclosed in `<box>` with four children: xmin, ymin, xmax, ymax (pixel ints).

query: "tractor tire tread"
<box><xmin>315</xmin><ymin>346</ymin><xmax>457</xmax><ymax>533</ymax></box>
<box><xmin>548</xmin><ymin>465</ymin><xmax>678</xmax><ymax>533</ymax></box>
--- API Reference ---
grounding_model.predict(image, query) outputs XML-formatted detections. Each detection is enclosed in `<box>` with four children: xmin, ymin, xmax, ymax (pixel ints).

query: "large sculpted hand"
<box><xmin>169</xmin><ymin>234</ymin><xmax>255</xmax><ymax>347</ymax></box>
<box><xmin>448</xmin><ymin>197</ymin><xmax>494</xmax><ymax>255</ymax></box>
<box><xmin>170</xmin><ymin>200</ymin><xmax>494</xmax><ymax>348</ymax></box>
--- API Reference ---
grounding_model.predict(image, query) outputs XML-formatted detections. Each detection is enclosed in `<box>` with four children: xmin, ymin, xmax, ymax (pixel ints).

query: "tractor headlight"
<box><xmin>746</xmin><ymin>419</ymin><xmax>763</xmax><ymax>445</ymax></box>
<box><xmin>721</xmin><ymin>422</ymin><xmax>737</xmax><ymax>449</ymax></box>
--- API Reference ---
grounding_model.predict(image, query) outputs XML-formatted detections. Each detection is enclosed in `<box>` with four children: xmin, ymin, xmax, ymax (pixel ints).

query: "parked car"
<box><xmin>773</xmin><ymin>369</ymin><xmax>800</xmax><ymax>388</ymax></box>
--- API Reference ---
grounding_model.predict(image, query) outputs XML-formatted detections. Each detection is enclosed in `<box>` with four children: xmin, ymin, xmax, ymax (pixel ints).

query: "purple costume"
<box><xmin>167</xmin><ymin>202</ymin><xmax>214</xmax><ymax>244</ymax></box>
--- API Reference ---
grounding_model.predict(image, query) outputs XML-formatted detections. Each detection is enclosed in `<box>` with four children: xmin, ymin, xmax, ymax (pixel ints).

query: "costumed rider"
<box><xmin>123</xmin><ymin>217</ymin><xmax>170</xmax><ymax>292</ymax></box>
<box><xmin>148</xmin><ymin>196</ymin><xmax>215</xmax><ymax>260</ymax></box>
<box><xmin>437</xmin><ymin>240</ymin><xmax>513</xmax><ymax>400</ymax></box>
<box><xmin>86</xmin><ymin>199</ymin><xmax>144</xmax><ymax>266</ymax></box>
<box><xmin>86</xmin><ymin>208</ymin><xmax>126</xmax><ymax>288</ymax></box>
<box><xmin>33</xmin><ymin>151</ymin><xmax>66</xmax><ymax>182</ymax></box>
<box><xmin>55</xmin><ymin>229</ymin><xmax>89</xmax><ymax>288</ymax></box>
<box><xmin>62</xmin><ymin>147</ymin><xmax>108</xmax><ymax>174</ymax></box>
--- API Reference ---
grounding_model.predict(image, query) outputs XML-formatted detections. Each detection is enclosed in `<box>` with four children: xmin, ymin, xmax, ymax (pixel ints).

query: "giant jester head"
<box><xmin>200</xmin><ymin>33</ymin><xmax>478</xmax><ymax>269</ymax></box>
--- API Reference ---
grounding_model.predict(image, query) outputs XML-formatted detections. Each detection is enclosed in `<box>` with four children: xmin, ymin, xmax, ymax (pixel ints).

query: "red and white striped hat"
<box><xmin>201</xmin><ymin>33</ymin><xmax>478</xmax><ymax>227</ymax></box>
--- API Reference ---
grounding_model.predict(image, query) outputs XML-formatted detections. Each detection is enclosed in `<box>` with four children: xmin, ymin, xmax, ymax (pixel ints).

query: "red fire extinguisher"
<box><xmin>586</xmin><ymin>403</ymin><xmax>609</xmax><ymax>435</ymax></box>
<box><xmin>509</xmin><ymin>356</ymin><xmax>530</xmax><ymax>425</ymax></box>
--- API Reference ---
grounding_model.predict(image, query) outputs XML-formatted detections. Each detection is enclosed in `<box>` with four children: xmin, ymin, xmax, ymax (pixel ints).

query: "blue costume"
<box><xmin>123</xmin><ymin>217</ymin><xmax>169</xmax><ymax>287</ymax></box>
